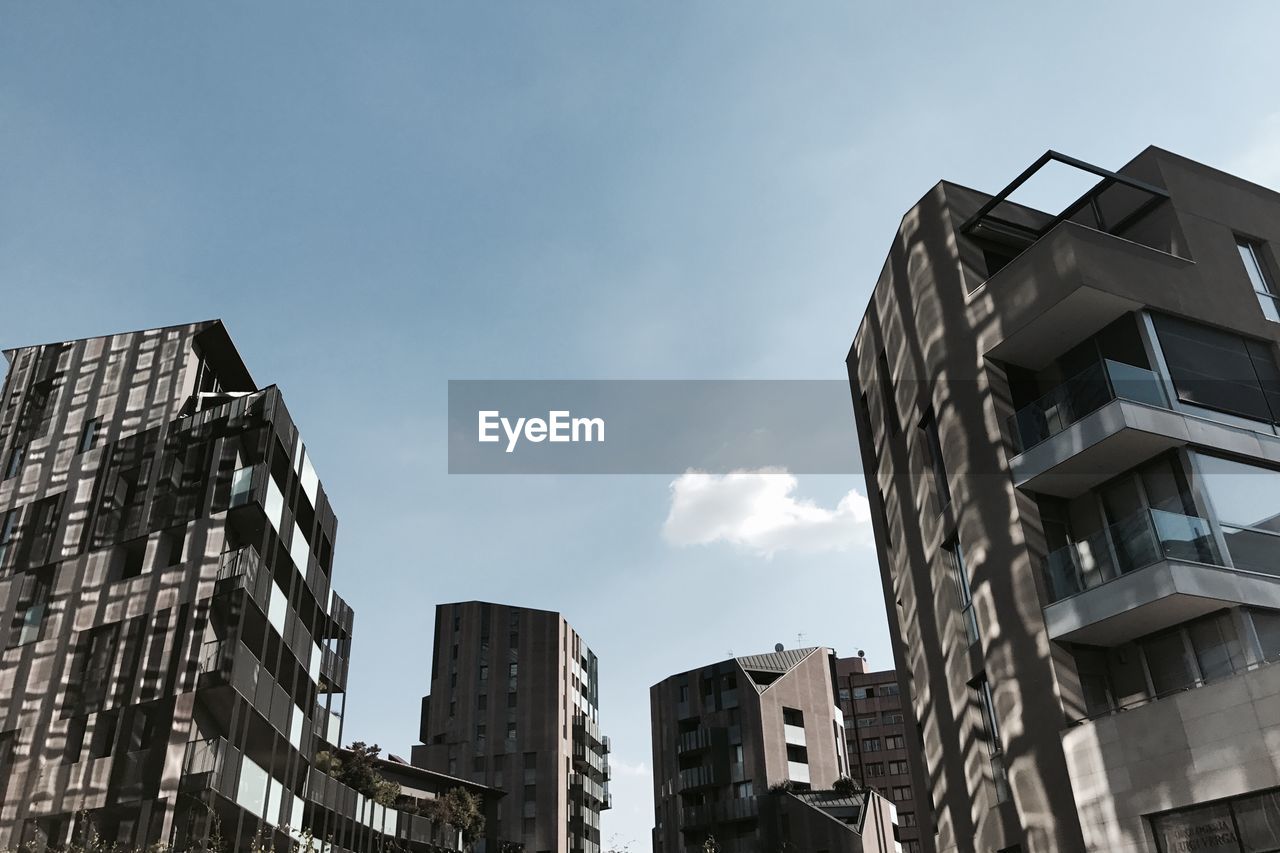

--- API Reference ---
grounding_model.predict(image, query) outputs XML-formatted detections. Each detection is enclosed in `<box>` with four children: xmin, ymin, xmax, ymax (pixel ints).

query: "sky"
<box><xmin>4</xmin><ymin>3</ymin><xmax>1280</xmax><ymax>850</ymax></box>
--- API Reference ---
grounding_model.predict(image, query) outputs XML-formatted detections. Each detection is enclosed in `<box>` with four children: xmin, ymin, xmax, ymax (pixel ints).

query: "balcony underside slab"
<box><xmin>1044</xmin><ymin>558</ymin><xmax>1280</xmax><ymax>645</ymax></box>
<box><xmin>1012</xmin><ymin>398</ymin><xmax>1280</xmax><ymax>498</ymax></box>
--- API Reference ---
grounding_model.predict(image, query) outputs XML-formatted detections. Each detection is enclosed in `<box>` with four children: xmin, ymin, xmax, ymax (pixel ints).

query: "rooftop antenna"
<box><xmin>796</xmin><ymin>632</ymin><xmax>806</xmax><ymax>647</ymax></box>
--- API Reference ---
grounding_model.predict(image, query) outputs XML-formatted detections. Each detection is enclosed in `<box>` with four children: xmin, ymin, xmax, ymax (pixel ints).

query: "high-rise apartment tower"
<box><xmin>412</xmin><ymin>601</ymin><xmax>611</xmax><ymax>853</ymax></box>
<box><xmin>849</xmin><ymin>148</ymin><xmax>1280</xmax><ymax>853</ymax></box>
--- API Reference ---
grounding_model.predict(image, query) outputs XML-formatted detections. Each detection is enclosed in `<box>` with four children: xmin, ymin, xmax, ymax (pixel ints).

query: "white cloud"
<box><xmin>662</xmin><ymin>468</ymin><xmax>874</xmax><ymax>557</ymax></box>
<box><xmin>609</xmin><ymin>758</ymin><xmax>650</xmax><ymax>778</ymax></box>
<box><xmin>1229</xmin><ymin>113</ymin><xmax>1280</xmax><ymax>191</ymax></box>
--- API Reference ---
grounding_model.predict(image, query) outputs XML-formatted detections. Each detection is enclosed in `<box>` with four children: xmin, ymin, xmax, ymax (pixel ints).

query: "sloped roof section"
<box><xmin>736</xmin><ymin>647</ymin><xmax>820</xmax><ymax>692</ymax></box>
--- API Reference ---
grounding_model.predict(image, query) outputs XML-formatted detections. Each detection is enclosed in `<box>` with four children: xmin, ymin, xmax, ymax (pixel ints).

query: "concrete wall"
<box><xmin>1062</xmin><ymin>661</ymin><xmax>1280</xmax><ymax>853</ymax></box>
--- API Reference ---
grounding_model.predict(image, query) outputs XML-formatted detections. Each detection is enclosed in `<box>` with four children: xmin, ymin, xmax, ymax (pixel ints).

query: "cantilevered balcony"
<box><xmin>964</xmin><ymin>151</ymin><xmax>1191</xmax><ymax>372</ymax></box>
<box><xmin>1041</xmin><ymin>507</ymin><xmax>1280</xmax><ymax>645</ymax></box>
<box><xmin>1007</xmin><ymin>359</ymin><xmax>1182</xmax><ymax>497</ymax></box>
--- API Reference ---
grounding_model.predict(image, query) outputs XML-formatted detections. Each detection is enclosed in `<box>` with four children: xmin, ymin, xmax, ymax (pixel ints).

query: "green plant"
<box><xmin>832</xmin><ymin>776</ymin><xmax>861</xmax><ymax>795</ymax></box>
<box><xmin>312</xmin><ymin>749</ymin><xmax>342</xmax><ymax>775</ymax></box>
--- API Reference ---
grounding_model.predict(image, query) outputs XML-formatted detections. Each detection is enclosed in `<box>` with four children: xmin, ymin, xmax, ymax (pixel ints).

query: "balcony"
<box><xmin>1009</xmin><ymin>359</ymin><xmax>1168</xmax><ymax>453</ymax></box>
<box><xmin>1007</xmin><ymin>360</ymin><xmax>1189</xmax><ymax>498</ymax></box>
<box><xmin>676</xmin><ymin>728</ymin><xmax>712</xmax><ymax>755</ymax></box>
<box><xmin>1041</xmin><ymin>508</ymin><xmax>1280</xmax><ymax>645</ymax></box>
<box><xmin>676</xmin><ymin>765</ymin><xmax>718</xmax><ymax>792</ymax></box>
<box><xmin>682</xmin><ymin>796</ymin><xmax>759</xmax><ymax>828</ymax></box>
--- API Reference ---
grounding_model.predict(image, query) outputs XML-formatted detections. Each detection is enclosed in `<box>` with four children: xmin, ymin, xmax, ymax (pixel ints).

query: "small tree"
<box><xmin>339</xmin><ymin>742</ymin><xmax>384</xmax><ymax>799</ymax></box>
<box><xmin>702</xmin><ymin>835</ymin><xmax>720</xmax><ymax>853</ymax></box>
<box><xmin>832</xmin><ymin>776</ymin><xmax>861</xmax><ymax>796</ymax></box>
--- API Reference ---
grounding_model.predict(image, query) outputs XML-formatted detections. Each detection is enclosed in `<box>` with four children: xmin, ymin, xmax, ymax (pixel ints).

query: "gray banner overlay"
<box><xmin>448</xmin><ymin>380</ymin><xmax>861</xmax><ymax>474</ymax></box>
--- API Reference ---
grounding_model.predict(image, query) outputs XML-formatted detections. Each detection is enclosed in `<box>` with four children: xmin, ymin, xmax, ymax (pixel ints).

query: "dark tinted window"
<box><xmin>1153</xmin><ymin>313</ymin><xmax>1280</xmax><ymax>423</ymax></box>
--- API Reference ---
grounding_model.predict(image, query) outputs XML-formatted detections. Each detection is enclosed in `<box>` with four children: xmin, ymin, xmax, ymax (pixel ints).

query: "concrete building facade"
<box><xmin>848</xmin><ymin>148</ymin><xmax>1280</xmax><ymax>853</ymax></box>
<box><xmin>412</xmin><ymin>601</ymin><xmax>610</xmax><ymax>853</ymax></box>
<box><xmin>649</xmin><ymin>646</ymin><xmax>899</xmax><ymax>853</ymax></box>
<box><xmin>836</xmin><ymin>656</ymin><xmax>929</xmax><ymax>853</ymax></box>
<box><xmin>0</xmin><ymin>322</ymin><xmax>495</xmax><ymax>852</ymax></box>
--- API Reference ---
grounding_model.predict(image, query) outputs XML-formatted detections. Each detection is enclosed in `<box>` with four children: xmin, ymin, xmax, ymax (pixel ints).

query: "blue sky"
<box><xmin>4</xmin><ymin>3</ymin><xmax>1280</xmax><ymax>849</ymax></box>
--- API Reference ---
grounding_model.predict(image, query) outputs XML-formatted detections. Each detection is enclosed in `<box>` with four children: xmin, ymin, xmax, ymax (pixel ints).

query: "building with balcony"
<box><xmin>411</xmin><ymin>601</ymin><xmax>610</xmax><ymax>853</ymax></box>
<box><xmin>836</xmin><ymin>655</ymin><xmax>929</xmax><ymax>853</ymax></box>
<box><xmin>0</xmin><ymin>322</ymin><xmax>498</xmax><ymax>852</ymax></box>
<box><xmin>848</xmin><ymin>148</ymin><xmax>1280</xmax><ymax>853</ymax></box>
<box><xmin>649</xmin><ymin>646</ymin><xmax>899</xmax><ymax>853</ymax></box>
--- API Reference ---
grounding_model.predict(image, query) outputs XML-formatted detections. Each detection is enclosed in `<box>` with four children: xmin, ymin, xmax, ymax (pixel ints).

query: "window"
<box><xmin>472</xmin><ymin>755</ymin><xmax>486</xmax><ymax>772</ymax></box>
<box><xmin>509</xmin><ymin>631</ymin><xmax>519</xmax><ymax>647</ymax></box>
<box><xmin>785</xmin><ymin>744</ymin><xmax>808</xmax><ymax>763</ymax></box>
<box><xmin>477</xmin><ymin>695</ymin><xmax>487</xmax><ymax>711</ymax></box>
<box><xmin>475</xmin><ymin>724</ymin><xmax>486</xmax><ymax>741</ymax></box>
<box><xmin>0</xmin><ymin>510</ymin><xmax>19</xmax><ymax>569</ymax></box>
<box><xmin>882</xmin><ymin>712</ymin><xmax>904</xmax><ymax>725</ymax></box>
<box><xmin>1254</xmin><ymin>609</ymin><xmax>1280</xmax><ymax>661</ymax></box>
<box><xmin>976</xmin><ymin>678</ymin><xmax>1002</xmax><ymax>752</ymax></box>
<box><xmin>920</xmin><ymin>408</ymin><xmax>950</xmax><ymax>506</ymax></box>
<box><xmin>838</xmin><ymin>688</ymin><xmax>850</xmax><ymax>701</ymax></box>
<box><xmin>892</xmin><ymin>785</ymin><xmax>912</xmax><ymax>802</ymax></box>
<box><xmin>4</xmin><ymin>444</ymin><xmax>24</xmax><ymax>480</ymax></box>
<box><xmin>1150</xmin><ymin>788</ymin><xmax>1280</xmax><ymax>853</ymax></box>
<box><xmin>882</xmin><ymin>684</ymin><xmax>900</xmax><ymax>696</ymax></box>
<box><xmin>1141</xmin><ymin>629</ymin><xmax>1197</xmax><ymax>695</ymax></box>
<box><xmin>899</xmin><ymin>811</ymin><xmax>916</xmax><ymax>828</ymax></box>
<box><xmin>479</xmin><ymin>665</ymin><xmax>488</xmax><ymax>682</ymax></box>
<box><xmin>12</xmin><ymin>570</ymin><xmax>51</xmax><ymax>646</ymax></box>
<box><xmin>733</xmin><ymin>781</ymin><xmax>753</xmax><ymax>799</ymax></box>
<box><xmin>856</xmin><ymin>716</ymin><xmax>876</xmax><ymax>728</ymax></box>
<box><xmin>1238</xmin><ymin>237</ymin><xmax>1280</xmax><ymax>321</ymax></box>
<box><xmin>853</xmin><ymin>687</ymin><xmax>873</xmax><ymax>700</ymax></box>
<box><xmin>507</xmin><ymin>692</ymin><xmax>517</xmax><ymax>708</ymax></box>
<box><xmin>888</xmin><ymin>760</ymin><xmax>908</xmax><ymax>775</ymax></box>
<box><xmin>876</xmin><ymin>351</ymin><xmax>901</xmax><ymax>435</ymax></box>
<box><xmin>678</xmin><ymin>684</ymin><xmax>689</xmax><ymax>702</ymax></box>
<box><xmin>885</xmin><ymin>735</ymin><xmax>905</xmax><ymax>750</ymax></box>
<box><xmin>506</xmin><ymin>722</ymin><xmax>517</xmax><ymax>740</ymax></box>
<box><xmin>861</xmin><ymin>738</ymin><xmax>880</xmax><ymax>752</ymax></box>
<box><xmin>976</xmin><ymin>676</ymin><xmax>1010</xmax><ymax>803</ymax></box>
<box><xmin>1153</xmin><ymin>313</ymin><xmax>1280</xmax><ymax>425</ymax></box>
<box><xmin>782</xmin><ymin>707</ymin><xmax>804</xmax><ymax>727</ymax></box>
<box><xmin>78</xmin><ymin>418</ymin><xmax>101</xmax><ymax>453</ymax></box>
<box><xmin>946</xmin><ymin>537</ymin><xmax>979</xmax><ymax>645</ymax></box>
<box><xmin>864</xmin><ymin>762</ymin><xmax>884</xmax><ymax>777</ymax></box>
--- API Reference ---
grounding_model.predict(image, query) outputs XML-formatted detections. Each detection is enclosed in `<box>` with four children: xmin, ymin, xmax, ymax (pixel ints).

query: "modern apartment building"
<box><xmin>835</xmin><ymin>655</ymin><xmax>928</xmax><ymax>853</ymax></box>
<box><xmin>0</xmin><ymin>322</ymin><xmax>494</xmax><ymax>852</ymax></box>
<box><xmin>649</xmin><ymin>646</ymin><xmax>899</xmax><ymax>853</ymax></box>
<box><xmin>411</xmin><ymin>601</ymin><xmax>611</xmax><ymax>853</ymax></box>
<box><xmin>849</xmin><ymin>147</ymin><xmax>1280</xmax><ymax>853</ymax></box>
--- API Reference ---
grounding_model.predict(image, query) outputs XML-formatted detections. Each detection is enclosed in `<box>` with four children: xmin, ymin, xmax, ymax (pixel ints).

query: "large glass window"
<box><xmin>1150</xmin><ymin>786</ymin><xmax>1280</xmax><ymax>853</ymax></box>
<box><xmin>1196</xmin><ymin>453</ymin><xmax>1280</xmax><ymax>576</ymax></box>
<box><xmin>1141</xmin><ymin>629</ymin><xmax>1196</xmax><ymax>696</ymax></box>
<box><xmin>1153</xmin><ymin>313</ymin><xmax>1280</xmax><ymax>424</ymax></box>
<box><xmin>1188</xmin><ymin>614</ymin><xmax>1244</xmax><ymax>681</ymax></box>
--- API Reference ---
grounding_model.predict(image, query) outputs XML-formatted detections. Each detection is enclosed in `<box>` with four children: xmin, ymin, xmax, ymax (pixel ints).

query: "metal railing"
<box><xmin>1042</xmin><ymin>507</ymin><xmax>1217</xmax><ymax>603</ymax></box>
<box><xmin>1070</xmin><ymin>651</ymin><xmax>1280</xmax><ymax>726</ymax></box>
<box><xmin>1008</xmin><ymin>358</ymin><xmax>1167</xmax><ymax>453</ymax></box>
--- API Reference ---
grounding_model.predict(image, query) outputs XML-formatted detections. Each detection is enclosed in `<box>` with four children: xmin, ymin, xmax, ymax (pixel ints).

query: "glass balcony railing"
<box><xmin>1008</xmin><ymin>359</ymin><xmax>1168</xmax><ymax>453</ymax></box>
<box><xmin>1043</xmin><ymin>508</ymin><xmax>1219</xmax><ymax>602</ymax></box>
